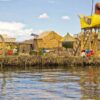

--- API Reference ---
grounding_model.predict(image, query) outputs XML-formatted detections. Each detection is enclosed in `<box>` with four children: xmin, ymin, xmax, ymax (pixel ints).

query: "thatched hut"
<box><xmin>0</xmin><ymin>34</ymin><xmax>16</xmax><ymax>44</ymax></box>
<box><xmin>0</xmin><ymin>34</ymin><xmax>16</xmax><ymax>55</ymax></box>
<box><xmin>18</xmin><ymin>39</ymin><xmax>33</xmax><ymax>54</ymax></box>
<box><xmin>61</xmin><ymin>33</ymin><xmax>76</xmax><ymax>48</ymax></box>
<box><xmin>34</xmin><ymin>31</ymin><xmax>62</xmax><ymax>50</ymax></box>
<box><xmin>61</xmin><ymin>33</ymin><xmax>77</xmax><ymax>56</ymax></box>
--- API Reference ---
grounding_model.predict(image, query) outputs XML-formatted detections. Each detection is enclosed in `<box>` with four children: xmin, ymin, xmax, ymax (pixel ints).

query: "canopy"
<box><xmin>80</xmin><ymin>14</ymin><xmax>100</xmax><ymax>29</ymax></box>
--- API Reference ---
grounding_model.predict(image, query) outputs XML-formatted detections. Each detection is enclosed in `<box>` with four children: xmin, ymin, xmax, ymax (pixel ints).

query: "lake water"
<box><xmin>0</xmin><ymin>66</ymin><xmax>100</xmax><ymax>100</ymax></box>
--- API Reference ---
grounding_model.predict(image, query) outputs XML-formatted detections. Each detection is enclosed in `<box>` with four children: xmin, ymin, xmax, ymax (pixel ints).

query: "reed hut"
<box><xmin>0</xmin><ymin>34</ymin><xmax>16</xmax><ymax>55</ymax></box>
<box><xmin>61</xmin><ymin>33</ymin><xmax>76</xmax><ymax>56</ymax></box>
<box><xmin>18</xmin><ymin>39</ymin><xmax>33</xmax><ymax>54</ymax></box>
<box><xmin>34</xmin><ymin>31</ymin><xmax>62</xmax><ymax>50</ymax></box>
<box><xmin>0</xmin><ymin>34</ymin><xmax>16</xmax><ymax>44</ymax></box>
<box><xmin>61</xmin><ymin>33</ymin><xmax>76</xmax><ymax>48</ymax></box>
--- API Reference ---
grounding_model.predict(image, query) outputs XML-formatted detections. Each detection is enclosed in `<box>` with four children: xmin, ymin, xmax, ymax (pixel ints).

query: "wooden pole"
<box><xmin>91</xmin><ymin>0</ymin><xmax>94</xmax><ymax>15</ymax></box>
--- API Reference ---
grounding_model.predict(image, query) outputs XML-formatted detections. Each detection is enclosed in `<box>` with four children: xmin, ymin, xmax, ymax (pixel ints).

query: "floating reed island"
<box><xmin>0</xmin><ymin>55</ymin><xmax>100</xmax><ymax>67</ymax></box>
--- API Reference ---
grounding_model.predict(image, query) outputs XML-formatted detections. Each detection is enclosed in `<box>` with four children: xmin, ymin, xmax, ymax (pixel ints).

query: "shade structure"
<box><xmin>61</xmin><ymin>33</ymin><xmax>76</xmax><ymax>48</ymax></box>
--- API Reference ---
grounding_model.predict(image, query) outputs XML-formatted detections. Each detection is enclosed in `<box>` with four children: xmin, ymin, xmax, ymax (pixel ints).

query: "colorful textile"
<box><xmin>7</xmin><ymin>50</ymin><xmax>13</xmax><ymax>55</ymax></box>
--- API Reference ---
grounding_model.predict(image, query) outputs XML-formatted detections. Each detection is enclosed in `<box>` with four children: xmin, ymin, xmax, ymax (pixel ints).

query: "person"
<box><xmin>42</xmin><ymin>48</ymin><xmax>46</xmax><ymax>56</ymax></box>
<box><xmin>81</xmin><ymin>50</ymin><xmax>86</xmax><ymax>58</ymax></box>
<box><xmin>42</xmin><ymin>48</ymin><xmax>46</xmax><ymax>53</ymax></box>
<box><xmin>13</xmin><ymin>48</ymin><xmax>18</xmax><ymax>54</ymax></box>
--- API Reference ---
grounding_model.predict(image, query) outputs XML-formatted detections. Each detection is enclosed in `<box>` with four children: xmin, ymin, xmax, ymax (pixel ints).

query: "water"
<box><xmin>0</xmin><ymin>66</ymin><xmax>100</xmax><ymax>100</ymax></box>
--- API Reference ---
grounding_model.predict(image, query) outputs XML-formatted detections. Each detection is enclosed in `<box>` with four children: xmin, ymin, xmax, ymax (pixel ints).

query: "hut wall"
<box><xmin>34</xmin><ymin>39</ymin><xmax>44</xmax><ymax>50</ymax></box>
<box><xmin>34</xmin><ymin>32</ymin><xmax>62</xmax><ymax>49</ymax></box>
<box><xmin>0</xmin><ymin>43</ymin><xmax>3</xmax><ymax>49</ymax></box>
<box><xmin>0</xmin><ymin>42</ymin><xmax>17</xmax><ymax>50</ymax></box>
<box><xmin>19</xmin><ymin>44</ymin><xmax>31</xmax><ymax>53</ymax></box>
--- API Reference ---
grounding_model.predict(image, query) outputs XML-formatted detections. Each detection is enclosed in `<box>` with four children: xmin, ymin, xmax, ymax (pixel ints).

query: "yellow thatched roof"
<box><xmin>61</xmin><ymin>33</ymin><xmax>76</xmax><ymax>42</ymax></box>
<box><xmin>21</xmin><ymin>39</ymin><xmax>33</xmax><ymax>45</ymax></box>
<box><xmin>38</xmin><ymin>31</ymin><xmax>61</xmax><ymax>39</ymax></box>
<box><xmin>38</xmin><ymin>31</ymin><xmax>50</xmax><ymax>39</ymax></box>
<box><xmin>0</xmin><ymin>34</ymin><xmax>16</xmax><ymax>43</ymax></box>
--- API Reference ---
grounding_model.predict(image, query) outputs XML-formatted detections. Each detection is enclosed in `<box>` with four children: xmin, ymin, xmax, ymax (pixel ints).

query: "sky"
<box><xmin>0</xmin><ymin>0</ymin><xmax>99</xmax><ymax>41</ymax></box>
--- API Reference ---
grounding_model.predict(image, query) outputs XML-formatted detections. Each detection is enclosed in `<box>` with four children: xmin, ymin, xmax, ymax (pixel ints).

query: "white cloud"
<box><xmin>0</xmin><ymin>22</ymin><xmax>25</xmax><ymax>31</ymax></box>
<box><xmin>38</xmin><ymin>13</ymin><xmax>49</xmax><ymax>19</ymax></box>
<box><xmin>61</xmin><ymin>16</ymin><xmax>70</xmax><ymax>20</ymax></box>
<box><xmin>0</xmin><ymin>21</ymin><xmax>43</xmax><ymax>42</ymax></box>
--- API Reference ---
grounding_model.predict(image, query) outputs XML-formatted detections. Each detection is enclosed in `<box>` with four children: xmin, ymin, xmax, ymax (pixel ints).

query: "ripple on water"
<box><xmin>0</xmin><ymin>66</ymin><xmax>100</xmax><ymax>100</ymax></box>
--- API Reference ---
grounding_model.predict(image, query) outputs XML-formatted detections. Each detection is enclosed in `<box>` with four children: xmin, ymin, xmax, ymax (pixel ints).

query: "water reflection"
<box><xmin>0</xmin><ymin>66</ymin><xmax>100</xmax><ymax>100</ymax></box>
<box><xmin>80</xmin><ymin>67</ymin><xmax>100</xmax><ymax>100</ymax></box>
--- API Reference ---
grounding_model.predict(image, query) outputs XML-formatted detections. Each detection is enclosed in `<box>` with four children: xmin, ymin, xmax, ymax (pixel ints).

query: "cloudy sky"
<box><xmin>0</xmin><ymin>0</ymin><xmax>99</xmax><ymax>41</ymax></box>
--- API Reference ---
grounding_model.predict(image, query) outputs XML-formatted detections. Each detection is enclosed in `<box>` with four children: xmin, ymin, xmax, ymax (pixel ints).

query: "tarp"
<box><xmin>80</xmin><ymin>14</ymin><xmax>100</xmax><ymax>29</ymax></box>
